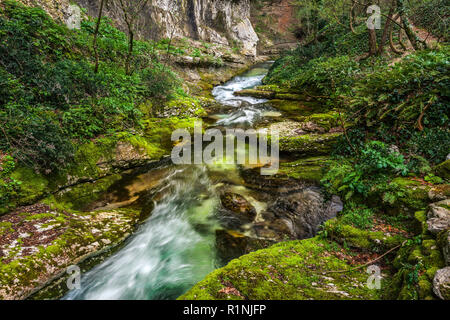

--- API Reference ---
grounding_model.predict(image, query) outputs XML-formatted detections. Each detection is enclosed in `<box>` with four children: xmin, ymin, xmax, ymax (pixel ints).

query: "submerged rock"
<box><xmin>220</xmin><ymin>192</ymin><xmax>257</xmax><ymax>223</ymax></box>
<box><xmin>215</xmin><ymin>229</ymin><xmax>275</xmax><ymax>263</ymax></box>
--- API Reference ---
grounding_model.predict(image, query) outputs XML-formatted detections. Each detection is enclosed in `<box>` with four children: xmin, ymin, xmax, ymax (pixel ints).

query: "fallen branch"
<box><xmin>322</xmin><ymin>241</ymin><xmax>406</xmax><ymax>274</ymax></box>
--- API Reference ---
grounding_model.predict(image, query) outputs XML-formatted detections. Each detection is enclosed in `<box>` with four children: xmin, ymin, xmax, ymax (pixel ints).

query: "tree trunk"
<box><xmin>368</xmin><ymin>29</ymin><xmax>378</xmax><ymax>56</ymax></box>
<box><xmin>389</xmin><ymin>23</ymin><xmax>403</xmax><ymax>54</ymax></box>
<box><xmin>378</xmin><ymin>2</ymin><xmax>395</xmax><ymax>55</ymax></box>
<box><xmin>125</xmin><ymin>28</ymin><xmax>134</xmax><ymax>75</ymax></box>
<box><xmin>349</xmin><ymin>0</ymin><xmax>356</xmax><ymax>34</ymax></box>
<box><xmin>93</xmin><ymin>0</ymin><xmax>107</xmax><ymax>73</ymax></box>
<box><xmin>396</xmin><ymin>0</ymin><xmax>422</xmax><ymax>50</ymax></box>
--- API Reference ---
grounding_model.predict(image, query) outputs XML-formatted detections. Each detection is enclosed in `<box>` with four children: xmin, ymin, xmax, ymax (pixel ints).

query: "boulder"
<box><xmin>220</xmin><ymin>192</ymin><xmax>257</xmax><ymax>223</ymax></box>
<box><xmin>434</xmin><ymin>159</ymin><xmax>450</xmax><ymax>180</ymax></box>
<box><xmin>427</xmin><ymin>199</ymin><xmax>450</xmax><ymax>235</ymax></box>
<box><xmin>437</xmin><ymin>230</ymin><xmax>450</xmax><ymax>266</ymax></box>
<box><xmin>215</xmin><ymin>229</ymin><xmax>275</xmax><ymax>262</ymax></box>
<box><xmin>433</xmin><ymin>267</ymin><xmax>450</xmax><ymax>300</ymax></box>
<box><xmin>266</xmin><ymin>188</ymin><xmax>343</xmax><ymax>239</ymax></box>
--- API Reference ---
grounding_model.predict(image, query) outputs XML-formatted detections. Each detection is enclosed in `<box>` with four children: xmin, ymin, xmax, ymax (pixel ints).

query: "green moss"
<box><xmin>10</xmin><ymin>167</ymin><xmax>48</xmax><ymax>206</ymax></box>
<box><xmin>234</xmin><ymin>89</ymin><xmax>275</xmax><ymax>99</ymax></box>
<box><xmin>434</xmin><ymin>159</ymin><xmax>450</xmax><ymax>180</ymax></box>
<box><xmin>179</xmin><ymin>237</ymin><xmax>382</xmax><ymax>300</ymax></box>
<box><xmin>143</xmin><ymin>116</ymin><xmax>199</xmax><ymax>153</ymax></box>
<box><xmin>324</xmin><ymin>218</ymin><xmax>406</xmax><ymax>250</ymax></box>
<box><xmin>269</xmin><ymin>99</ymin><xmax>317</xmax><ymax>117</ymax></box>
<box><xmin>278</xmin><ymin>157</ymin><xmax>331</xmax><ymax>183</ymax></box>
<box><xmin>0</xmin><ymin>221</ymin><xmax>13</xmax><ymax>236</ymax></box>
<box><xmin>165</xmin><ymin>95</ymin><xmax>207</xmax><ymax>117</ymax></box>
<box><xmin>51</xmin><ymin>173</ymin><xmax>122</xmax><ymax>211</ymax></box>
<box><xmin>52</xmin><ymin>138</ymin><xmax>118</xmax><ymax>189</ymax></box>
<box><xmin>278</xmin><ymin>133</ymin><xmax>342</xmax><ymax>155</ymax></box>
<box><xmin>417</xmin><ymin>278</ymin><xmax>432</xmax><ymax>299</ymax></box>
<box><xmin>386</xmin><ymin>178</ymin><xmax>432</xmax><ymax>214</ymax></box>
<box><xmin>274</xmin><ymin>93</ymin><xmax>305</xmax><ymax>100</ymax></box>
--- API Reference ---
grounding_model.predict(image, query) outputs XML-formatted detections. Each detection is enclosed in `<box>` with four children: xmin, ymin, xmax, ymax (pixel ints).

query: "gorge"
<box><xmin>0</xmin><ymin>0</ymin><xmax>449</xmax><ymax>301</ymax></box>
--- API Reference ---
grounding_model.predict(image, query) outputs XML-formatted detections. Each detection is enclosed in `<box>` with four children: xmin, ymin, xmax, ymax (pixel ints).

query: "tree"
<box><xmin>93</xmin><ymin>0</ymin><xmax>108</xmax><ymax>73</ymax></box>
<box><xmin>115</xmin><ymin>0</ymin><xmax>151</xmax><ymax>75</ymax></box>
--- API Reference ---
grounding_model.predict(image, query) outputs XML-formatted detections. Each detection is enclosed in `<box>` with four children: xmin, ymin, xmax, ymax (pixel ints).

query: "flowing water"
<box><xmin>64</xmin><ymin>62</ymin><xmax>274</xmax><ymax>300</ymax></box>
<box><xmin>212</xmin><ymin>61</ymin><xmax>277</xmax><ymax>127</ymax></box>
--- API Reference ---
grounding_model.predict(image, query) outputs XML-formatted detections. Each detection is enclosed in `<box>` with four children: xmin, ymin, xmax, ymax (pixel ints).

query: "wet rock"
<box><xmin>215</xmin><ymin>229</ymin><xmax>275</xmax><ymax>262</ymax></box>
<box><xmin>235</xmin><ymin>89</ymin><xmax>276</xmax><ymax>99</ymax></box>
<box><xmin>433</xmin><ymin>267</ymin><xmax>450</xmax><ymax>300</ymax></box>
<box><xmin>278</xmin><ymin>132</ymin><xmax>342</xmax><ymax>155</ymax></box>
<box><xmin>427</xmin><ymin>199</ymin><xmax>450</xmax><ymax>235</ymax></box>
<box><xmin>266</xmin><ymin>189</ymin><xmax>343</xmax><ymax>239</ymax></box>
<box><xmin>434</xmin><ymin>159</ymin><xmax>450</xmax><ymax>180</ymax></box>
<box><xmin>437</xmin><ymin>230</ymin><xmax>450</xmax><ymax>266</ymax></box>
<box><xmin>220</xmin><ymin>192</ymin><xmax>257</xmax><ymax>223</ymax></box>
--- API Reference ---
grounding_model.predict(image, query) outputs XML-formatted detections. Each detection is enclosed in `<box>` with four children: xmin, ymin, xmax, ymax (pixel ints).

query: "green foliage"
<box><xmin>406</xmin><ymin>128</ymin><xmax>450</xmax><ymax>164</ymax></box>
<box><xmin>0</xmin><ymin>1</ymin><xmax>180</xmax><ymax>173</ymax></box>
<box><xmin>322</xmin><ymin>141</ymin><xmax>408</xmax><ymax>199</ymax></box>
<box><xmin>0</xmin><ymin>154</ymin><xmax>21</xmax><ymax>211</ymax></box>
<box><xmin>411</xmin><ymin>0</ymin><xmax>449</xmax><ymax>41</ymax></box>
<box><xmin>350</xmin><ymin>48</ymin><xmax>449</xmax><ymax>133</ymax></box>
<box><xmin>340</xmin><ymin>202</ymin><xmax>374</xmax><ymax>229</ymax></box>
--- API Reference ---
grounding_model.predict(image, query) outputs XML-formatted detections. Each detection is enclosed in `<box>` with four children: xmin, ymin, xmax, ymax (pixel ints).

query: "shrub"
<box><xmin>0</xmin><ymin>154</ymin><xmax>21</xmax><ymax>210</ymax></box>
<box><xmin>322</xmin><ymin>141</ymin><xmax>408</xmax><ymax>200</ymax></box>
<box><xmin>341</xmin><ymin>203</ymin><xmax>374</xmax><ymax>229</ymax></box>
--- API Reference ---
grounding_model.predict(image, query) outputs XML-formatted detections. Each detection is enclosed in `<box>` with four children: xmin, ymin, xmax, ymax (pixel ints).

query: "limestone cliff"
<box><xmin>14</xmin><ymin>0</ymin><xmax>259</xmax><ymax>57</ymax></box>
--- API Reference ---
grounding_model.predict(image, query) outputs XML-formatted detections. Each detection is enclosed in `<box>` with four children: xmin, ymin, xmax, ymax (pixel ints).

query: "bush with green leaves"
<box><xmin>410</xmin><ymin>0</ymin><xmax>449</xmax><ymax>41</ymax></box>
<box><xmin>0</xmin><ymin>154</ymin><xmax>21</xmax><ymax>211</ymax></box>
<box><xmin>350</xmin><ymin>48</ymin><xmax>449</xmax><ymax>132</ymax></box>
<box><xmin>322</xmin><ymin>141</ymin><xmax>408</xmax><ymax>200</ymax></box>
<box><xmin>0</xmin><ymin>1</ymin><xmax>181</xmax><ymax>173</ymax></box>
<box><xmin>340</xmin><ymin>202</ymin><xmax>374</xmax><ymax>229</ymax></box>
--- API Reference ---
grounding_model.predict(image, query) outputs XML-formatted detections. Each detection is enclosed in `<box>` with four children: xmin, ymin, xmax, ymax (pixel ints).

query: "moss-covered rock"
<box><xmin>269</xmin><ymin>99</ymin><xmax>318</xmax><ymax>117</ymax></box>
<box><xmin>434</xmin><ymin>159</ymin><xmax>450</xmax><ymax>181</ymax></box>
<box><xmin>384</xmin><ymin>178</ymin><xmax>436</xmax><ymax>216</ymax></box>
<box><xmin>433</xmin><ymin>267</ymin><xmax>450</xmax><ymax>300</ymax></box>
<box><xmin>323</xmin><ymin>218</ymin><xmax>406</xmax><ymax>251</ymax></box>
<box><xmin>0</xmin><ymin>204</ymin><xmax>140</xmax><ymax>300</ymax></box>
<box><xmin>234</xmin><ymin>89</ymin><xmax>275</xmax><ymax>99</ymax></box>
<box><xmin>9</xmin><ymin>167</ymin><xmax>48</xmax><ymax>208</ymax></box>
<box><xmin>278</xmin><ymin>132</ymin><xmax>342</xmax><ymax>155</ymax></box>
<box><xmin>278</xmin><ymin>157</ymin><xmax>331</xmax><ymax>183</ymax></box>
<box><xmin>179</xmin><ymin>237</ymin><xmax>383</xmax><ymax>300</ymax></box>
<box><xmin>437</xmin><ymin>230</ymin><xmax>450</xmax><ymax>266</ymax></box>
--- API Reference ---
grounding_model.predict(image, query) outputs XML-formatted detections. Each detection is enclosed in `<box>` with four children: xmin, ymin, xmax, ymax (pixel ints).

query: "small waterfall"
<box><xmin>212</xmin><ymin>61</ymin><xmax>274</xmax><ymax>126</ymax></box>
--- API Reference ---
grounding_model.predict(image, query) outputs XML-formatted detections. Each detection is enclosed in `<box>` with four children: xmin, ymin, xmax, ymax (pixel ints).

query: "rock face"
<box><xmin>427</xmin><ymin>199</ymin><xmax>450</xmax><ymax>235</ymax></box>
<box><xmin>17</xmin><ymin>0</ymin><xmax>259</xmax><ymax>56</ymax></box>
<box><xmin>264</xmin><ymin>189</ymin><xmax>343</xmax><ymax>239</ymax></box>
<box><xmin>438</xmin><ymin>230</ymin><xmax>450</xmax><ymax>266</ymax></box>
<box><xmin>75</xmin><ymin>0</ymin><xmax>259</xmax><ymax>56</ymax></box>
<box><xmin>433</xmin><ymin>267</ymin><xmax>450</xmax><ymax>300</ymax></box>
<box><xmin>220</xmin><ymin>192</ymin><xmax>257</xmax><ymax>224</ymax></box>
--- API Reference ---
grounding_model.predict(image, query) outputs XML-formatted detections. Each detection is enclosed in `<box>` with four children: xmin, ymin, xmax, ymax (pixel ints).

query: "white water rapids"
<box><xmin>63</xmin><ymin>62</ymin><xmax>274</xmax><ymax>300</ymax></box>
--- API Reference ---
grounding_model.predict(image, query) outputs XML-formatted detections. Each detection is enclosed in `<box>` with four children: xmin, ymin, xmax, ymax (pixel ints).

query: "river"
<box><xmin>63</xmin><ymin>62</ymin><xmax>274</xmax><ymax>300</ymax></box>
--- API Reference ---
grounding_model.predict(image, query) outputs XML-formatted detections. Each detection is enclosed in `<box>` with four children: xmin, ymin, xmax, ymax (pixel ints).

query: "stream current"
<box><xmin>64</xmin><ymin>61</ymin><xmax>275</xmax><ymax>300</ymax></box>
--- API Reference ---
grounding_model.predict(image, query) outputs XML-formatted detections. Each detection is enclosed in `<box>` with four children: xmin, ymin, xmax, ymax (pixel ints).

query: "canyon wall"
<box><xmin>13</xmin><ymin>0</ymin><xmax>260</xmax><ymax>57</ymax></box>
